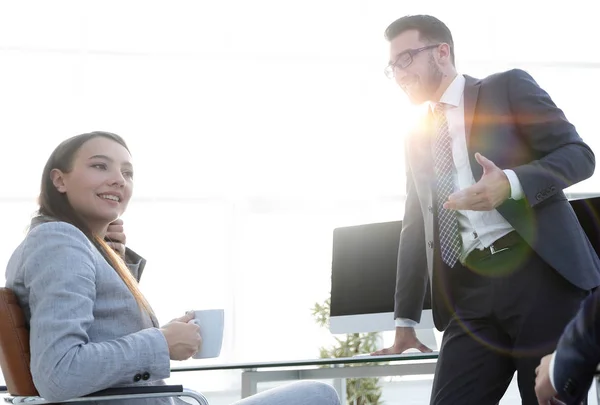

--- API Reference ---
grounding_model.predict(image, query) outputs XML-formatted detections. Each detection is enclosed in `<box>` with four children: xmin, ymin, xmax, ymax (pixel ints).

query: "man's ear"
<box><xmin>437</xmin><ymin>43</ymin><xmax>452</xmax><ymax>65</ymax></box>
<box><xmin>50</xmin><ymin>169</ymin><xmax>67</xmax><ymax>193</ymax></box>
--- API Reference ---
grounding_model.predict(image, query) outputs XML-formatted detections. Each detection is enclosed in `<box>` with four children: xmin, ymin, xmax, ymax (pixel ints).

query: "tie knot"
<box><xmin>433</xmin><ymin>102</ymin><xmax>447</xmax><ymax>115</ymax></box>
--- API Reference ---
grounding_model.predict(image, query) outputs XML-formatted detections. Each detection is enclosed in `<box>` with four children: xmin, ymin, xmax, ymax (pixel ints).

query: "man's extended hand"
<box><xmin>371</xmin><ymin>327</ymin><xmax>432</xmax><ymax>356</ymax></box>
<box><xmin>443</xmin><ymin>153</ymin><xmax>511</xmax><ymax>211</ymax></box>
<box><xmin>106</xmin><ymin>218</ymin><xmax>126</xmax><ymax>257</ymax></box>
<box><xmin>535</xmin><ymin>353</ymin><xmax>558</xmax><ymax>404</ymax></box>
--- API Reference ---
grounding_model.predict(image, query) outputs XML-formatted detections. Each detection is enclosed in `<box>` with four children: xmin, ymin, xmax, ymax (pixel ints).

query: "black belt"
<box><xmin>465</xmin><ymin>231</ymin><xmax>523</xmax><ymax>262</ymax></box>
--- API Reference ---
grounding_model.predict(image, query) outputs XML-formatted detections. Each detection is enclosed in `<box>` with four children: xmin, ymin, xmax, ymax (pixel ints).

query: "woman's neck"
<box><xmin>85</xmin><ymin>220</ymin><xmax>109</xmax><ymax>239</ymax></box>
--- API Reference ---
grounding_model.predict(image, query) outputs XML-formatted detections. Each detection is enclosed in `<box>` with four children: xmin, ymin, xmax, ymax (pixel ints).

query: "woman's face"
<box><xmin>51</xmin><ymin>136</ymin><xmax>134</xmax><ymax>235</ymax></box>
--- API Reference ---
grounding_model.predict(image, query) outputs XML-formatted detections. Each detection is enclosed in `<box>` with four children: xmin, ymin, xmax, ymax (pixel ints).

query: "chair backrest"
<box><xmin>0</xmin><ymin>287</ymin><xmax>38</xmax><ymax>396</ymax></box>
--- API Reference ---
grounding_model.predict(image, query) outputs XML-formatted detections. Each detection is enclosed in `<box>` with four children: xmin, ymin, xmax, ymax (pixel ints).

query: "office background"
<box><xmin>0</xmin><ymin>0</ymin><xmax>598</xmax><ymax>401</ymax></box>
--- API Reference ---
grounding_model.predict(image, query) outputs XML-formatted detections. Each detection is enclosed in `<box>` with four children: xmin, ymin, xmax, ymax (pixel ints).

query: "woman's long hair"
<box><xmin>38</xmin><ymin>131</ymin><xmax>153</xmax><ymax>316</ymax></box>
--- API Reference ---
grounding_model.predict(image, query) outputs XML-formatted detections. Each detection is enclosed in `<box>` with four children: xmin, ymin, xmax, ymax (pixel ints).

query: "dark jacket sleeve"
<box><xmin>507</xmin><ymin>69</ymin><xmax>595</xmax><ymax>206</ymax></box>
<box><xmin>553</xmin><ymin>289</ymin><xmax>600</xmax><ymax>404</ymax></box>
<box><xmin>394</xmin><ymin>143</ymin><xmax>429</xmax><ymax>322</ymax></box>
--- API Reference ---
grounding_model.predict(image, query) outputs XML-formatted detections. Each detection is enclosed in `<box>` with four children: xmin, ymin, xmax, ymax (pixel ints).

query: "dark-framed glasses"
<box><xmin>384</xmin><ymin>44</ymin><xmax>440</xmax><ymax>79</ymax></box>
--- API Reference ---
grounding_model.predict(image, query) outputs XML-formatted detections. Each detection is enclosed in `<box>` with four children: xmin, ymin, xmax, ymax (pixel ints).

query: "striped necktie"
<box><xmin>432</xmin><ymin>103</ymin><xmax>461</xmax><ymax>267</ymax></box>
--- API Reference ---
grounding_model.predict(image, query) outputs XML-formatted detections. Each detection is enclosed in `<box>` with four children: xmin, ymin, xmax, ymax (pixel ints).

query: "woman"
<box><xmin>5</xmin><ymin>131</ymin><xmax>340</xmax><ymax>405</ymax></box>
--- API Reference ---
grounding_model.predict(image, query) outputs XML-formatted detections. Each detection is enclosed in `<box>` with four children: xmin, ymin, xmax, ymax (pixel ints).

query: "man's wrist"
<box><xmin>503</xmin><ymin>169</ymin><xmax>524</xmax><ymax>200</ymax></box>
<box><xmin>549</xmin><ymin>351</ymin><xmax>557</xmax><ymax>391</ymax></box>
<box><xmin>395</xmin><ymin>318</ymin><xmax>418</xmax><ymax>328</ymax></box>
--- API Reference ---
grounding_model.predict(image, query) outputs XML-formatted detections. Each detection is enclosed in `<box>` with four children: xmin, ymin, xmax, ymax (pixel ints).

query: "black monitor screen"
<box><xmin>570</xmin><ymin>196</ymin><xmax>600</xmax><ymax>258</ymax></box>
<box><xmin>330</xmin><ymin>220</ymin><xmax>430</xmax><ymax>317</ymax></box>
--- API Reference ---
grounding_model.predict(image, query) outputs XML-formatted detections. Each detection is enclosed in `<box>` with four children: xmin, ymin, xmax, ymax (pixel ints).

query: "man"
<box><xmin>371</xmin><ymin>14</ymin><xmax>600</xmax><ymax>404</ymax></box>
<box><xmin>535</xmin><ymin>288</ymin><xmax>600</xmax><ymax>404</ymax></box>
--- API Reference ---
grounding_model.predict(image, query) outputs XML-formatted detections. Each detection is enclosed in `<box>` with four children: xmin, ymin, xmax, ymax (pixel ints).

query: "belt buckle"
<box><xmin>489</xmin><ymin>244</ymin><xmax>509</xmax><ymax>255</ymax></box>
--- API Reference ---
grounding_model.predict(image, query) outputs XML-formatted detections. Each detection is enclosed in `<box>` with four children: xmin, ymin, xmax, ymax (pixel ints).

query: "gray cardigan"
<box><xmin>5</xmin><ymin>220</ymin><xmax>179</xmax><ymax>404</ymax></box>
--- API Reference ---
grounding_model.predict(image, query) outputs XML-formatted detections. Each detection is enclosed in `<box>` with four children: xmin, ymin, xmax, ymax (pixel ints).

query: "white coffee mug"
<box><xmin>188</xmin><ymin>309</ymin><xmax>224</xmax><ymax>359</ymax></box>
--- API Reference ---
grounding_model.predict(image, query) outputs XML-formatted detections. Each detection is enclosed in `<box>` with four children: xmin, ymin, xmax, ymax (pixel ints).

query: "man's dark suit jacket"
<box><xmin>394</xmin><ymin>68</ymin><xmax>600</xmax><ymax>330</ymax></box>
<box><xmin>552</xmin><ymin>288</ymin><xmax>600</xmax><ymax>404</ymax></box>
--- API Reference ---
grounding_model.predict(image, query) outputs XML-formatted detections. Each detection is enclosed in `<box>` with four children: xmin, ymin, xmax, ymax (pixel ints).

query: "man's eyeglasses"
<box><xmin>384</xmin><ymin>44</ymin><xmax>440</xmax><ymax>79</ymax></box>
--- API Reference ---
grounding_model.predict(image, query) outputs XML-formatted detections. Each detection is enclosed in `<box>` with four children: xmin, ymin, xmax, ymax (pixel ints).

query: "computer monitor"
<box><xmin>329</xmin><ymin>220</ymin><xmax>433</xmax><ymax>335</ymax></box>
<box><xmin>568</xmin><ymin>194</ymin><xmax>600</xmax><ymax>257</ymax></box>
<box><xmin>329</xmin><ymin>195</ymin><xmax>600</xmax><ymax>338</ymax></box>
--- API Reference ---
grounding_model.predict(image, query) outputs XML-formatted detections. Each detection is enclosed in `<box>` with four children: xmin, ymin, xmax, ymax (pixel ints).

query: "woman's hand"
<box><xmin>105</xmin><ymin>219</ymin><xmax>126</xmax><ymax>257</ymax></box>
<box><xmin>160</xmin><ymin>312</ymin><xmax>202</xmax><ymax>360</ymax></box>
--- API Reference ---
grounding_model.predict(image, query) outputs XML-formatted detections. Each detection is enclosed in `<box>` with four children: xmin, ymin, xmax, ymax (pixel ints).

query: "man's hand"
<box><xmin>106</xmin><ymin>219</ymin><xmax>126</xmax><ymax>257</ymax></box>
<box><xmin>443</xmin><ymin>153</ymin><xmax>511</xmax><ymax>211</ymax></box>
<box><xmin>535</xmin><ymin>353</ymin><xmax>558</xmax><ymax>404</ymax></box>
<box><xmin>371</xmin><ymin>327</ymin><xmax>432</xmax><ymax>356</ymax></box>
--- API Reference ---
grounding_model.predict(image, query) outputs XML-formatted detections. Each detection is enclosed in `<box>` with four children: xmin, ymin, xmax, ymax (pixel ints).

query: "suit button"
<box><xmin>133</xmin><ymin>373</ymin><xmax>142</xmax><ymax>382</ymax></box>
<box><xmin>428</xmin><ymin>241</ymin><xmax>434</xmax><ymax>249</ymax></box>
<box><xmin>428</xmin><ymin>205</ymin><xmax>433</xmax><ymax>214</ymax></box>
<box><xmin>550</xmin><ymin>185</ymin><xmax>556</xmax><ymax>192</ymax></box>
<box><xmin>563</xmin><ymin>378</ymin><xmax>576</xmax><ymax>396</ymax></box>
<box><xmin>142</xmin><ymin>372</ymin><xmax>150</xmax><ymax>381</ymax></box>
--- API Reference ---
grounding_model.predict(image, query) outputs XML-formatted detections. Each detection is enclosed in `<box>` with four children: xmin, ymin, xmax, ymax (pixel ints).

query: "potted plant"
<box><xmin>312</xmin><ymin>298</ymin><xmax>384</xmax><ymax>405</ymax></box>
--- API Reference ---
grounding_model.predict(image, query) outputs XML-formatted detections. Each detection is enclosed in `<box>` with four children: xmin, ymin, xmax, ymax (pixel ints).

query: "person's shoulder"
<box><xmin>25</xmin><ymin>221</ymin><xmax>95</xmax><ymax>255</ymax></box>
<box><xmin>18</xmin><ymin>221</ymin><xmax>101</xmax><ymax>282</ymax></box>
<box><xmin>28</xmin><ymin>220</ymin><xmax>87</xmax><ymax>240</ymax></box>
<box><xmin>473</xmin><ymin>68</ymin><xmax>534</xmax><ymax>87</ymax></box>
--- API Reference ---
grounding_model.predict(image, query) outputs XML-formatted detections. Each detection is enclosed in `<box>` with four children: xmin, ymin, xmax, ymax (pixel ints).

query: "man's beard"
<box><xmin>406</xmin><ymin>55</ymin><xmax>444</xmax><ymax>105</ymax></box>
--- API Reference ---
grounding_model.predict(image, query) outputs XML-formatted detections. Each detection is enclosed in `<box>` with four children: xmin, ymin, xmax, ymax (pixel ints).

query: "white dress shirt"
<box><xmin>549</xmin><ymin>352</ymin><xmax>557</xmax><ymax>390</ymax></box>
<box><xmin>396</xmin><ymin>74</ymin><xmax>525</xmax><ymax>327</ymax></box>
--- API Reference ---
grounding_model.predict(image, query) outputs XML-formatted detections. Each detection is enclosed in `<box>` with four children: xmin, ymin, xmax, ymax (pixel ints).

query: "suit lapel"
<box><xmin>463</xmin><ymin>75</ymin><xmax>480</xmax><ymax>144</ymax></box>
<box><xmin>463</xmin><ymin>75</ymin><xmax>482</xmax><ymax>180</ymax></box>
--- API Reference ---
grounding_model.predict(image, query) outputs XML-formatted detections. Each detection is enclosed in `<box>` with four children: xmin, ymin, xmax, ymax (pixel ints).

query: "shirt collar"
<box><xmin>430</xmin><ymin>74</ymin><xmax>465</xmax><ymax>111</ymax></box>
